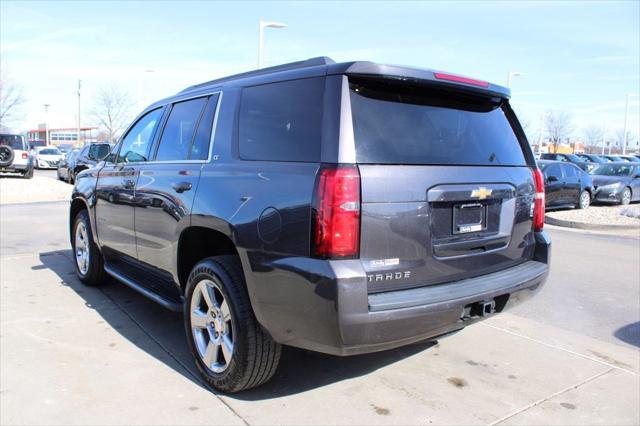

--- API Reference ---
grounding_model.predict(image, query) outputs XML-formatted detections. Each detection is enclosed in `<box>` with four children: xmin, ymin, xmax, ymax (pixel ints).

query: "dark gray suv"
<box><xmin>69</xmin><ymin>57</ymin><xmax>550</xmax><ymax>392</ymax></box>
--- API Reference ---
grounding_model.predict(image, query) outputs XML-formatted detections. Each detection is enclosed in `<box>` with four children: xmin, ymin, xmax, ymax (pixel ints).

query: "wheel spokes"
<box><xmin>203</xmin><ymin>341</ymin><xmax>220</xmax><ymax>368</ymax></box>
<box><xmin>220</xmin><ymin>300</ymin><xmax>231</xmax><ymax>323</ymax></box>
<box><xmin>191</xmin><ymin>310</ymin><xmax>208</xmax><ymax>329</ymax></box>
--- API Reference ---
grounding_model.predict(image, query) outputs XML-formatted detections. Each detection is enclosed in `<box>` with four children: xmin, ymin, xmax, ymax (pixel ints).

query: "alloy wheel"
<box><xmin>580</xmin><ymin>191</ymin><xmax>590</xmax><ymax>209</ymax></box>
<box><xmin>190</xmin><ymin>279</ymin><xmax>234</xmax><ymax>373</ymax></box>
<box><xmin>622</xmin><ymin>188</ymin><xmax>631</xmax><ymax>205</ymax></box>
<box><xmin>74</xmin><ymin>221</ymin><xmax>90</xmax><ymax>275</ymax></box>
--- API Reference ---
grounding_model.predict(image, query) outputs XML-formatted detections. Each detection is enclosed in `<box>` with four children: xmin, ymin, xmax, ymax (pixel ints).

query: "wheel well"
<box><xmin>177</xmin><ymin>227</ymin><xmax>239</xmax><ymax>290</ymax></box>
<box><xmin>69</xmin><ymin>199</ymin><xmax>87</xmax><ymax>240</ymax></box>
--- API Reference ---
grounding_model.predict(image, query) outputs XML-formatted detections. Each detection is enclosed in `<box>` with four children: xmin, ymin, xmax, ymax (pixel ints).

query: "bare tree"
<box><xmin>90</xmin><ymin>85</ymin><xmax>135</xmax><ymax>143</ymax></box>
<box><xmin>544</xmin><ymin>110</ymin><xmax>573</xmax><ymax>153</ymax></box>
<box><xmin>583</xmin><ymin>126</ymin><xmax>604</xmax><ymax>152</ymax></box>
<box><xmin>0</xmin><ymin>71</ymin><xmax>25</xmax><ymax>131</ymax></box>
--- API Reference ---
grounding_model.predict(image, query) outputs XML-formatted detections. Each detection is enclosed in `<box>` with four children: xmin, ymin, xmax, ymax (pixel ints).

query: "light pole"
<box><xmin>258</xmin><ymin>20</ymin><xmax>287</xmax><ymax>69</ymax></box>
<box><xmin>77</xmin><ymin>80</ymin><xmax>82</xmax><ymax>146</ymax></box>
<box><xmin>507</xmin><ymin>71</ymin><xmax>522</xmax><ymax>88</ymax></box>
<box><xmin>44</xmin><ymin>104</ymin><xmax>50</xmax><ymax>145</ymax></box>
<box><xmin>622</xmin><ymin>93</ymin><xmax>638</xmax><ymax>155</ymax></box>
<box><xmin>138</xmin><ymin>69</ymin><xmax>155</xmax><ymax>110</ymax></box>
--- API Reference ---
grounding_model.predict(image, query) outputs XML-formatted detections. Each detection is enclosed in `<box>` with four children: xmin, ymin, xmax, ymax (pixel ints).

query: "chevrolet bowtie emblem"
<box><xmin>471</xmin><ymin>187</ymin><xmax>492</xmax><ymax>200</ymax></box>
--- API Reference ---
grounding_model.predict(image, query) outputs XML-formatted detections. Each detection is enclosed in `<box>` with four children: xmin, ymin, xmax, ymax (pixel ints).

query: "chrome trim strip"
<box><xmin>338</xmin><ymin>76</ymin><xmax>356</xmax><ymax>163</ymax></box>
<box><xmin>115</xmin><ymin>91</ymin><xmax>222</xmax><ymax>166</ymax></box>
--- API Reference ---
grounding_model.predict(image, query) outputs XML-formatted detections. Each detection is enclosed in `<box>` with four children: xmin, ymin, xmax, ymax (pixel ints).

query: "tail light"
<box><xmin>22</xmin><ymin>152</ymin><xmax>28</xmax><ymax>159</ymax></box>
<box><xmin>434</xmin><ymin>72</ymin><xmax>489</xmax><ymax>88</ymax></box>
<box><xmin>312</xmin><ymin>164</ymin><xmax>361</xmax><ymax>259</ymax></box>
<box><xmin>532</xmin><ymin>167</ymin><xmax>545</xmax><ymax>231</ymax></box>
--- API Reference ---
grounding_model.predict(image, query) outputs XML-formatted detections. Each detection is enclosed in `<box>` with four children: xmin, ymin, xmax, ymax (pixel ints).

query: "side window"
<box><xmin>564</xmin><ymin>165</ymin><xmax>577</xmax><ymax>178</ymax></box>
<box><xmin>190</xmin><ymin>95</ymin><xmax>219</xmax><ymax>160</ymax></box>
<box><xmin>239</xmin><ymin>77</ymin><xmax>324</xmax><ymax>162</ymax></box>
<box><xmin>155</xmin><ymin>97</ymin><xmax>208</xmax><ymax>161</ymax></box>
<box><xmin>118</xmin><ymin>108</ymin><xmax>163</xmax><ymax>163</ymax></box>
<box><xmin>545</xmin><ymin>164</ymin><xmax>562</xmax><ymax>180</ymax></box>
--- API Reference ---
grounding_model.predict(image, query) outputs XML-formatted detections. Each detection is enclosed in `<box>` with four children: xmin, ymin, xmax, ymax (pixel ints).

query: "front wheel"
<box><xmin>577</xmin><ymin>190</ymin><xmax>590</xmax><ymax>209</ymax></box>
<box><xmin>184</xmin><ymin>256</ymin><xmax>281</xmax><ymax>393</ymax></box>
<box><xmin>72</xmin><ymin>210</ymin><xmax>106</xmax><ymax>286</ymax></box>
<box><xmin>621</xmin><ymin>187</ymin><xmax>632</xmax><ymax>205</ymax></box>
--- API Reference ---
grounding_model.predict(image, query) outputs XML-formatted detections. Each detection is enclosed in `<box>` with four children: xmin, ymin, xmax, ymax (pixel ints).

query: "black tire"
<box><xmin>577</xmin><ymin>190</ymin><xmax>590</xmax><ymax>209</ymax></box>
<box><xmin>71</xmin><ymin>209</ymin><xmax>107</xmax><ymax>286</ymax></box>
<box><xmin>621</xmin><ymin>187</ymin><xmax>632</xmax><ymax>205</ymax></box>
<box><xmin>184</xmin><ymin>256</ymin><xmax>281</xmax><ymax>393</ymax></box>
<box><xmin>0</xmin><ymin>145</ymin><xmax>14</xmax><ymax>167</ymax></box>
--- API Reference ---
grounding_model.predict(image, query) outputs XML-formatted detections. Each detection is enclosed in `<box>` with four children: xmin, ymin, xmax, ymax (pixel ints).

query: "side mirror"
<box><xmin>547</xmin><ymin>175</ymin><xmax>558</xmax><ymax>182</ymax></box>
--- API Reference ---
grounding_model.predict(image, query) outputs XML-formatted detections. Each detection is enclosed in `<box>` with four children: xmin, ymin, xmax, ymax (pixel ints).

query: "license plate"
<box><xmin>453</xmin><ymin>203</ymin><xmax>485</xmax><ymax>234</ymax></box>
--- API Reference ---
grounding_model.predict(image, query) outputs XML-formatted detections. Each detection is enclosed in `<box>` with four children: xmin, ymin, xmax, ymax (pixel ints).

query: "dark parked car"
<box><xmin>57</xmin><ymin>148</ymin><xmax>80</xmax><ymax>182</ymax></box>
<box><xmin>68</xmin><ymin>142</ymin><xmax>112</xmax><ymax>183</ymax></box>
<box><xmin>69</xmin><ymin>57</ymin><xmax>550</xmax><ymax>392</ymax></box>
<box><xmin>602</xmin><ymin>155</ymin><xmax>627</xmax><ymax>162</ymax></box>
<box><xmin>589</xmin><ymin>162</ymin><xmax>640</xmax><ymax>205</ymax></box>
<box><xmin>575</xmin><ymin>153</ymin><xmax>606</xmax><ymax>164</ymax></box>
<box><xmin>539</xmin><ymin>153</ymin><xmax>592</xmax><ymax>172</ymax></box>
<box><xmin>537</xmin><ymin>160</ymin><xmax>594</xmax><ymax>209</ymax></box>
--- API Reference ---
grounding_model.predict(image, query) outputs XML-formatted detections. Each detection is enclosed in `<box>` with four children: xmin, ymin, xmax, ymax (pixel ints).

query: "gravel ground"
<box><xmin>0</xmin><ymin>173</ymin><xmax>71</xmax><ymax>204</ymax></box>
<box><xmin>546</xmin><ymin>204</ymin><xmax>640</xmax><ymax>227</ymax></box>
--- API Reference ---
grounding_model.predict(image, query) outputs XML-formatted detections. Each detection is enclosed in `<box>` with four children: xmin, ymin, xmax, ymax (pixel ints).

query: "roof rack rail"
<box><xmin>179</xmin><ymin>56</ymin><xmax>335</xmax><ymax>93</ymax></box>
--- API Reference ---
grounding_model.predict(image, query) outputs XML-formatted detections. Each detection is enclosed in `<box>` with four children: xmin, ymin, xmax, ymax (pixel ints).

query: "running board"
<box><xmin>104</xmin><ymin>265</ymin><xmax>183</xmax><ymax>312</ymax></box>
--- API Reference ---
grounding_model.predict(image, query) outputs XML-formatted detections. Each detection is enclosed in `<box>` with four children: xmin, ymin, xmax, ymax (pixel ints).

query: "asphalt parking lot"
<box><xmin>0</xmin><ymin>171</ymin><xmax>639</xmax><ymax>425</ymax></box>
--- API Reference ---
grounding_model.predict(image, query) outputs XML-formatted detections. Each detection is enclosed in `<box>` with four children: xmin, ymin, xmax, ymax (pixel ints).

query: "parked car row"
<box><xmin>57</xmin><ymin>142</ymin><xmax>113</xmax><ymax>183</ymax></box>
<box><xmin>539</xmin><ymin>152</ymin><xmax>640</xmax><ymax>173</ymax></box>
<box><xmin>537</xmin><ymin>159</ymin><xmax>640</xmax><ymax>209</ymax></box>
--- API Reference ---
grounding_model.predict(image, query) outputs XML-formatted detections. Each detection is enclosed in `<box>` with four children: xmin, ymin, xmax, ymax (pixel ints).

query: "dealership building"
<box><xmin>26</xmin><ymin>124</ymin><xmax>99</xmax><ymax>146</ymax></box>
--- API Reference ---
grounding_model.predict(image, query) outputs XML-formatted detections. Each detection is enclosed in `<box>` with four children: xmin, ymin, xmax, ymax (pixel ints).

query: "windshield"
<box><xmin>349</xmin><ymin>79</ymin><xmax>527</xmax><ymax>166</ymax></box>
<box><xmin>38</xmin><ymin>148</ymin><xmax>61</xmax><ymax>155</ymax></box>
<box><xmin>0</xmin><ymin>134</ymin><xmax>26</xmax><ymax>150</ymax></box>
<box><xmin>564</xmin><ymin>154</ymin><xmax>582</xmax><ymax>162</ymax></box>
<box><xmin>589</xmin><ymin>164</ymin><xmax>633</xmax><ymax>176</ymax></box>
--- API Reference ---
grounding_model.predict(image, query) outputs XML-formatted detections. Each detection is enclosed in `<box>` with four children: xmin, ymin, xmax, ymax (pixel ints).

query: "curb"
<box><xmin>545</xmin><ymin>215</ymin><xmax>640</xmax><ymax>231</ymax></box>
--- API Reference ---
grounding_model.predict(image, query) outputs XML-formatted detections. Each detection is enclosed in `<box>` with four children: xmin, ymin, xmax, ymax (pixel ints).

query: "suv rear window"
<box><xmin>239</xmin><ymin>77</ymin><xmax>324</xmax><ymax>162</ymax></box>
<box><xmin>349</xmin><ymin>79</ymin><xmax>527</xmax><ymax>166</ymax></box>
<box><xmin>0</xmin><ymin>134</ymin><xmax>26</xmax><ymax>150</ymax></box>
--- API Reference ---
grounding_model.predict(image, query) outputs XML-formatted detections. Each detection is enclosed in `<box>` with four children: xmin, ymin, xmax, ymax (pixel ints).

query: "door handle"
<box><xmin>172</xmin><ymin>181</ymin><xmax>192</xmax><ymax>193</ymax></box>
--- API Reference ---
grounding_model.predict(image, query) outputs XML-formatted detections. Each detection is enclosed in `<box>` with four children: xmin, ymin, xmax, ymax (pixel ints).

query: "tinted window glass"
<box><xmin>0</xmin><ymin>134</ymin><xmax>26</xmax><ymax>150</ymax></box>
<box><xmin>38</xmin><ymin>148</ymin><xmax>61</xmax><ymax>155</ymax></box>
<box><xmin>545</xmin><ymin>164</ymin><xmax>562</xmax><ymax>179</ymax></box>
<box><xmin>190</xmin><ymin>95</ymin><xmax>219</xmax><ymax>160</ymax></box>
<box><xmin>89</xmin><ymin>144</ymin><xmax>110</xmax><ymax>160</ymax></box>
<box><xmin>350</xmin><ymin>79</ymin><xmax>527</xmax><ymax>166</ymax></box>
<box><xmin>564</xmin><ymin>164</ymin><xmax>578</xmax><ymax>177</ymax></box>
<box><xmin>156</xmin><ymin>97</ymin><xmax>207</xmax><ymax>161</ymax></box>
<box><xmin>118</xmin><ymin>109</ymin><xmax>163</xmax><ymax>163</ymax></box>
<box><xmin>239</xmin><ymin>77</ymin><xmax>324</xmax><ymax>162</ymax></box>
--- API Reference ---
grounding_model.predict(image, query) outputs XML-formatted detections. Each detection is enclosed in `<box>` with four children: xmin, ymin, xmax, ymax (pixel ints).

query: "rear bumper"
<box><xmin>250</xmin><ymin>231</ymin><xmax>551</xmax><ymax>356</ymax></box>
<box><xmin>0</xmin><ymin>163</ymin><xmax>29</xmax><ymax>173</ymax></box>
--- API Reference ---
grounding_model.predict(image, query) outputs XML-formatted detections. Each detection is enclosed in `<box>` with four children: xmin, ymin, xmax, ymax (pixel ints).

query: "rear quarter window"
<box><xmin>238</xmin><ymin>77</ymin><xmax>324</xmax><ymax>162</ymax></box>
<box><xmin>349</xmin><ymin>80</ymin><xmax>527</xmax><ymax>166</ymax></box>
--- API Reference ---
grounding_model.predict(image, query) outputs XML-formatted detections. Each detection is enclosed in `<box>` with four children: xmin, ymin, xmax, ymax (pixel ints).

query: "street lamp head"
<box><xmin>261</xmin><ymin>21</ymin><xmax>287</xmax><ymax>29</ymax></box>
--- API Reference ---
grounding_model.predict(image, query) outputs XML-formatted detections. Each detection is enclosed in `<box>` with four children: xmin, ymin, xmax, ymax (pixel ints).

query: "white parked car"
<box><xmin>35</xmin><ymin>146</ymin><xmax>63</xmax><ymax>169</ymax></box>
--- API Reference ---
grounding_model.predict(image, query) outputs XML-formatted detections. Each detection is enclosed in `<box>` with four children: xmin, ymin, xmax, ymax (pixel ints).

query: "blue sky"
<box><xmin>1</xmin><ymin>0</ymin><xmax>638</xmax><ymax>142</ymax></box>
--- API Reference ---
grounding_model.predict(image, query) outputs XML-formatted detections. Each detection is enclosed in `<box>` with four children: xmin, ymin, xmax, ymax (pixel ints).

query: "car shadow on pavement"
<box><xmin>37</xmin><ymin>249</ymin><xmax>436</xmax><ymax>399</ymax></box>
<box><xmin>614</xmin><ymin>321</ymin><xmax>640</xmax><ymax>348</ymax></box>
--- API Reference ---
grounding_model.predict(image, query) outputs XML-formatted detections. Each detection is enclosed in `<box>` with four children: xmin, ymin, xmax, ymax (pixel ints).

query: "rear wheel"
<box><xmin>621</xmin><ymin>187</ymin><xmax>632</xmax><ymax>205</ymax></box>
<box><xmin>184</xmin><ymin>256</ymin><xmax>281</xmax><ymax>393</ymax></box>
<box><xmin>577</xmin><ymin>190</ymin><xmax>590</xmax><ymax>209</ymax></box>
<box><xmin>72</xmin><ymin>209</ymin><xmax>106</xmax><ymax>286</ymax></box>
